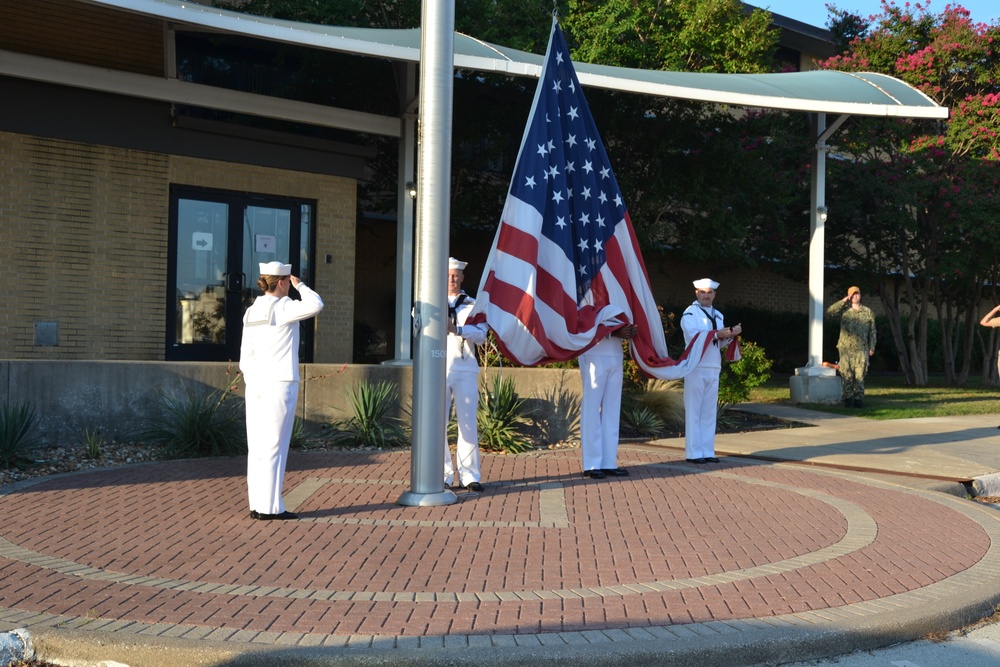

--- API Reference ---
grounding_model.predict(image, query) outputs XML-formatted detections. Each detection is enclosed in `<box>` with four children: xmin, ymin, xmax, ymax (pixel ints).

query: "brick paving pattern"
<box><xmin>1</xmin><ymin>446</ymin><xmax>998</xmax><ymax>654</ymax></box>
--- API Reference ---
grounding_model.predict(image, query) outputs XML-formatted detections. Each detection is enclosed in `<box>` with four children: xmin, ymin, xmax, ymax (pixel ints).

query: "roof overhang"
<box><xmin>79</xmin><ymin>0</ymin><xmax>948</xmax><ymax>121</ymax></box>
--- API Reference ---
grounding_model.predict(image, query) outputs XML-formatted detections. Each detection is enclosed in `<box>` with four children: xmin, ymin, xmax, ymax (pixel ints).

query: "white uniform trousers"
<box><xmin>684</xmin><ymin>365</ymin><xmax>719</xmax><ymax>459</ymax></box>
<box><xmin>579</xmin><ymin>351</ymin><xmax>624</xmax><ymax>471</ymax></box>
<box><xmin>245</xmin><ymin>380</ymin><xmax>298</xmax><ymax>514</ymax></box>
<box><xmin>444</xmin><ymin>371</ymin><xmax>481</xmax><ymax>486</ymax></box>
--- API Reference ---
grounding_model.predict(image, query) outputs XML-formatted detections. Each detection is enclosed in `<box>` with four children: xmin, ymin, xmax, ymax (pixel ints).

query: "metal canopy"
<box><xmin>86</xmin><ymin>0</ymin><xmax>947</xmax><ymax>120</ymax></box>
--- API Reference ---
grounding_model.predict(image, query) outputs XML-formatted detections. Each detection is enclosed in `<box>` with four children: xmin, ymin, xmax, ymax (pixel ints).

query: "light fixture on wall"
<box><xmin>817</xmin><ymin>206</ymin><xmax>828</xmax><ymax>222</ymax></box>
<box><xmin>406</xmin><ymin>181</ymin><xmax>417</xmax><ymax>200</ymax></box>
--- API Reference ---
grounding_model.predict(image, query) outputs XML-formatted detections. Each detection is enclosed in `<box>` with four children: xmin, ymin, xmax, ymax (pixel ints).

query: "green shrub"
<box><xmin>477</xmin><ymin>373</ymin><xmax>533</xmax><ymax>454</ymax></box>
<box><xmin>719</xmin><ymin>340</ymin><xmax>773</xmax><ymax>407</ymax></box>
<box><xmin>142</xmin><ymin>386</ymin><xmax>246</xmax><ymax>459</ymax></box>
<box><xmin>0</xmin><ymin>400</ymin><xmax>39</xmax><ymax>469</ymax></box>
<box><xmin>331</xmin><ymin>380</ymin><xmax>408</xmax><ymax>448</ymax></box>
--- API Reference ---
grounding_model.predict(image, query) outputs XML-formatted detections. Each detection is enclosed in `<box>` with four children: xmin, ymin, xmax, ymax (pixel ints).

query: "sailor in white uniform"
<box><xmin>579</xmin><ymin>323</ymin><xmax>637</xmax><ymax>479</ymax></box>
<box><xmin>680</xmin><ymin>278</ymin><xmax>741</xmax><ymax>464</ymax></box>
<box><xmin>445</xmin><ymin>257</ymin><xmax>488</xmax><ymax>492</ymax></box>
<box><xmin>240</xmin><ymin>261</ymin><xmax>324</xmax><ymax>520</ymax></box>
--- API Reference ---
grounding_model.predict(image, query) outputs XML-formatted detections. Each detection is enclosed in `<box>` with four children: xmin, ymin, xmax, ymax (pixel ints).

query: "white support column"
<box><xmin>387</xmin><ymin>63</ymin><xmax>418</xmax><ymax>365</ymax></box>
<box><xmin>806</xmin><ymin>113</ymin><xmax>828</xmax><ymax>370</ymax></box>
<box><xmin>792</xmin><ymin>113</ymin><xmax>850</xmax><ymax>404</ymax></box>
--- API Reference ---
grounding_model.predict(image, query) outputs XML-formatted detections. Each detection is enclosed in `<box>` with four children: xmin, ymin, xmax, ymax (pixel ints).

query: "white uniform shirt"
<box><xmin>447</xmin><ymin>292</ymin><xmax>487</xmax><ymax>374</ymax></box>
<box><xmin>239</xmin><ymin>283</ymin><xmax>324</xmax><ymax>383</ymax></box>
<box><xmin>681</xmin><ymin>301</ymin><xmax>726</xmax><ymax>370</ymax></box>
<box><xmin>580</xmin><ymin>335</ymin><xmax>624</xmax><ymax>360</ymax></box>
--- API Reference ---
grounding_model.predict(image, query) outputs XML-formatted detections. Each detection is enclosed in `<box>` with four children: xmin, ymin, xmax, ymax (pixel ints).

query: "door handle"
<box><xmin>225</xmin><ymin>272</ymin><xmax>245</xmax><ymax>293</ymax></box>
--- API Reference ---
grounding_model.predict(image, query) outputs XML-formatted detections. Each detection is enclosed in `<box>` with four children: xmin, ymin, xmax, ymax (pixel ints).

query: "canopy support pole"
<box><xmin>388</xmin><ymin>64</ymin><xmax>419</xmax><ymax>365</ymax></box>
<box><xmin>792</xmin><ymin>112</ymin><xmax>850</xmax><ymax>403</ymax></box>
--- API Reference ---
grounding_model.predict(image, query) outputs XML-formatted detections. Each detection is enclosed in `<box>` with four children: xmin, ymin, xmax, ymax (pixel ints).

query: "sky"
<box><xmin>752</xmin><ymin>1</ymin><xmax>1000</xmax><ymax>29</ymax></box>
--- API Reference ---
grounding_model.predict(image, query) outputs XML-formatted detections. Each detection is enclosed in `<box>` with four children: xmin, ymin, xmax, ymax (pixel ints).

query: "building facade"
<box><xmin>1</xmin><ymin>0</ymin><xmax>365</xmax><ymax>363</ymax></box>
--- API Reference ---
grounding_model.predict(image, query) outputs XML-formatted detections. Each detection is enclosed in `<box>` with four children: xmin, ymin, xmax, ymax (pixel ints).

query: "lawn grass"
<box><xmin>748</xmin><ymin>373</ymin><xmax>1000</xmax><ymax>420</ymax></box>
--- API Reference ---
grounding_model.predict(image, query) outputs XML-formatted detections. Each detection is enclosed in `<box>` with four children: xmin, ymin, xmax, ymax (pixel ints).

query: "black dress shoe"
<box><xmin>601</xmin><ymin>468</ymin><xmax>630</xmax><ymax>476</ymax></box>
<box><xmin>250</xmin><ymin>510</ymin><xmax>298</xmax><ymax>521</ymax></box>
<box><xmin>464</xmin><ymin>482</ymin><xmax>484</xmax><ymax>492</ymax></box>
<box><xmin>685</xmin><ymin>458</ymin><xmax>707</xmax><ymax>464</ymax></box>
<box><xmin>583</xmin><ymin>469</ymin><xmax>606</xmax><ymax>479</ymax></box>
<box><xmin>704</xmin><ymin>457</ymin><xmax>721</xmax><ymax>463</ymax></box>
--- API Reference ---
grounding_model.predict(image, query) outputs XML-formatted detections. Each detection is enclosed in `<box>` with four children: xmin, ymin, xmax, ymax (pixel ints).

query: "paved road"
<box><xmin>770</xmin><ymin>615</ymin><xmax>1000</xmax><ymax>666</ymax></box>
<box><xmin>0</xmin><ymin>405</ymin><xmax>998</xmax><ymax>666</ymax></box>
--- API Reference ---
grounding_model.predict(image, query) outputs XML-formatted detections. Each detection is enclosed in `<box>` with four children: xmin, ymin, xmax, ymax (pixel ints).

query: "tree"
<box><xmin>563</xmin><ymin>0</ymin><xmax>777</xmax><ymax>73</ymax></box>
<box><xmin>560</xmin><ymin>0</ymin><xmax>812</xmax><ymax>270</ymax></box>
<box><xmin>821</xmin><ymin>2</ymin><xmax>1000</xmax><ymax>385</ymax></box>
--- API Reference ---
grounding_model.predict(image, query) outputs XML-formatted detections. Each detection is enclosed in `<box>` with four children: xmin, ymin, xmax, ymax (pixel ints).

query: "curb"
<box><xmin>25</xmin><ymin>584</ymin><xmax>1000</xmax><ymax>667</ymax></box>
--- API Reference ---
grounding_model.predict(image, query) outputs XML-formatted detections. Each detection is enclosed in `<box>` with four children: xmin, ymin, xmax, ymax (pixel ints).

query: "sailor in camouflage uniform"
<box><xmin>826</xmin><ymin>286</ymin><xmax>877</xmax><ymax>408</ymax></box>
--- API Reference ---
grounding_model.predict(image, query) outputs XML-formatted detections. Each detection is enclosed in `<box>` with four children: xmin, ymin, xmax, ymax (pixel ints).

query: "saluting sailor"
<box><xmin>240</xmin><ymin>261</ymin><xmax>324</xmax><ymax>520</ymax></box>
<box><xmin>680</xmin><ymin>278</ymin><xmax>741</xmax><ymax>465</ymax></box>
<box><xmin>445</xmin><ymin>257</ymin><xmax>488</xmax><ymax>492</ymax></box>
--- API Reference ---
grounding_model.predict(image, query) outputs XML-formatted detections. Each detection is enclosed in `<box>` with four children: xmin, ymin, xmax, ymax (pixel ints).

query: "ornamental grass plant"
<box><xmin>142</xmin><ymin>385</ymin><xmax>247</xmax><ymax>459</ymax></box>
<box><xmin>78</xmin><ymin>427</ymin><xmax>105</xmax><ymax>460</ymax></box>
<box><xmin>527</xmin><ymin>385</ymin><xmax>580</xmax><ymax>444</ymax></box>
<box><xmin>330</xmin><ymin>380</ymin><xmax>408</xmax><ymax>449</ymax></box>
<box><xmin>0</xmin><ymin>400</ymin><xmax>40</xmax><ymax>469</ymax></box>
<box><xmin>620</xmin><ymin>403</ymin><xmax>666</xmax><ymax>437</ymax></box>
<box><xmin>477</xmin><ymin>373</ymin><xmax>533</xmax><ymax>454</ymax></box>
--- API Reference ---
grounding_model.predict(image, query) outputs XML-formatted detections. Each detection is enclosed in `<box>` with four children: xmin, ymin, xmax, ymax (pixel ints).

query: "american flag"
<box><xmin>469</xmin><ymin>20</ymin><xmax>720</xmax><ymax>378</ymax></box>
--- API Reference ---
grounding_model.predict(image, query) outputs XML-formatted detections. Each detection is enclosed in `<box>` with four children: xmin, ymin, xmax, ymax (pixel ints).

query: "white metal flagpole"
<box><xmin>397</xmin><ymin>0</ymin><xmax>457</xmax><ymax>506</ymax></box>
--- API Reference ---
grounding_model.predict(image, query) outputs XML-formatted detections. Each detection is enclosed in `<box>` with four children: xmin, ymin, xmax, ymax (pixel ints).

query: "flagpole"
<box><xmin>397</xmin><ymin>0</ymin><xmax>457</xmax><ymax>506</ymax></box>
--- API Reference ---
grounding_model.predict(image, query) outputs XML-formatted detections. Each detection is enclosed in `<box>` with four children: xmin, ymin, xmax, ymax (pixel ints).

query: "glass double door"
<box><xmin>167</xmin><ymin>187</ymin><xmax>314</xmax><ymax>362</ymax></box>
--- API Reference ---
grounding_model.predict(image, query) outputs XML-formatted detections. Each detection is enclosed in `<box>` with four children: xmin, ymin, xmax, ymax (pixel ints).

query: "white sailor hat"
<box><xmin>693</xmin><ymin>278</ymin><xmax>720</xmax><ymax>290</ymax></box>
<box><xmin>259</xmin><ymin>261</ymin><xmax>292</xmax><ymax>276</ymax></box>
<box><xmin>449</xmin><ymin>257</ymin><xmax>468</xmax><ymax>271</ymax></box>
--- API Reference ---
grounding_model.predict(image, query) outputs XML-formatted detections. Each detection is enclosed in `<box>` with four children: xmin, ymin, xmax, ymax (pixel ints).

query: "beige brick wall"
<box><xmin>1</xmin><ymin>132</ymin><xmax>169</xmax><ymax>359</ymax></box>
<box><xmin>1</xmin><ymin>132</ymin><xmax>356</xmax><ymax>362</ymax></box>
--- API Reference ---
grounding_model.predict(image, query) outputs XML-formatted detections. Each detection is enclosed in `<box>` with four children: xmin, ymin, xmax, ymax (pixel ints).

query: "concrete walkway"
<box><xmin>1</xmin><ymin>404</ymin><xmax>1000</xmax><ymax>666</ymax></box>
